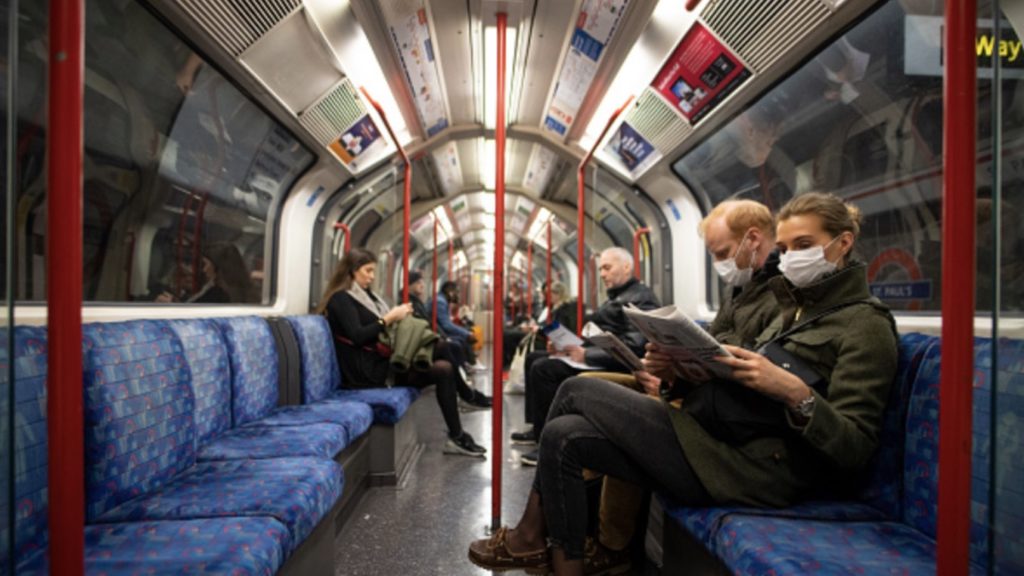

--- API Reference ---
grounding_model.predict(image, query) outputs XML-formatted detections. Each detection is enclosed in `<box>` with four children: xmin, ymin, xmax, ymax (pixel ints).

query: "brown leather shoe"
<box><xmin>468</xmin><ymin>526</ymin><xmax>550</xmax><ymax>573</ymax></box>
<box><xmin>584</xmin><ymin>537</ymin><xmax>631</xmax><ymax>576</ymax></box>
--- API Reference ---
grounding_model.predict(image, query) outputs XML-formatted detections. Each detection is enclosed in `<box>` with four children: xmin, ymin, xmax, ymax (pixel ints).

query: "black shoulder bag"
<box><xmin>683</xmin><ymin>299</ymin><xmax>876</xmax><ymax>445</ymax></box>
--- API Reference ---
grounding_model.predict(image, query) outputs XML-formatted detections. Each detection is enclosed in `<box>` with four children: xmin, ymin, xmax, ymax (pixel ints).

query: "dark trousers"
<box><xmin>532</xmin><ymin>377</ymin><xmax>712</xmax><ymax>559</ymax></box>
<box><xmin>397</xmin><ymin>346</ymin><xmax>462</xmax><ymax>438</ymax></box>
<box><xmin>524</xmin><ymin>353</ymin><xmax>582</xmax><ymax>435</ymax></box>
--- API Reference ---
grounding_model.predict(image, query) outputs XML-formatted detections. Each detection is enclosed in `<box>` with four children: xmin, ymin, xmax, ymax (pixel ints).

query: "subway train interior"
<box><xmin>1</xmin><ymin>0</ymin><xmax>1023</xmax><ymax>574</ymax></box>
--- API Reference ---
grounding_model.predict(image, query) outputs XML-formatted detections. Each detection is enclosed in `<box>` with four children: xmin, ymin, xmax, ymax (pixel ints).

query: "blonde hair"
<box><xmin>550</xmin><ymin>281</ymin><xmax>569</xmax><ymax>304</ymax></box>
<box><xmin>778</xmin><ymin>192</ymin><xmax>862</xmax><ymax>239</ymax></box>
<box><xmin>699</xmin><ymin>199</ymin><xmax>774</xmax><ymax>240</ymax></box>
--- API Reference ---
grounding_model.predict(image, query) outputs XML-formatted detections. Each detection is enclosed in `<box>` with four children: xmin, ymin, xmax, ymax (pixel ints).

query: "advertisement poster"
<box><xmin>652</xmin><ymin>23</ymin><xmax>751</xmax><ymax>124</ymax></box>
<box><xmin>329</xmin><ymin>114</ymin><xmax>383</xmax><ymax>170</ymax></box>
<box><xmin>904</xmin><ymin>15</ymin><xmax>1023</xmax><ymax>79</ymax></box>
<box><xmin>604</xmin><ymin>121</ymin><xmax>661</xmax><ymax>175</ymax></box>
<box><xmin>391</xmin><ymin>8</ymin><xmax>449</xmax><ymax>136</ymax></box>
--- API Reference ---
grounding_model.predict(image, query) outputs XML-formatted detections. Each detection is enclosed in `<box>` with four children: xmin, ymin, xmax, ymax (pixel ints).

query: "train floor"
<box><xmin>332</xmin><ymin>357</ymin><xmax>659</xmax><ymax>575</ymax></box>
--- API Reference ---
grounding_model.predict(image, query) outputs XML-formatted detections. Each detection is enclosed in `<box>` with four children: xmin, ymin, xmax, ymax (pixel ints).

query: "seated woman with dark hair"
<box><xmin>156</xmin><ymin>242</ymin><xmax>256</xmax><ymax>304</ymax></box>
<box><xmin>319</xmin><ymin>248</ymin><xmax>486</xmax><ymax>458</ymax></box>
<box><xmin>468</xmin><ymin>192</ymin><xmax>898</xmax><ymax>575</ymax></box>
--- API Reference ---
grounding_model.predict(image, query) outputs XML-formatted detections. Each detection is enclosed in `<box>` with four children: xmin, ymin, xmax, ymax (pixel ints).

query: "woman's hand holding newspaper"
<box><xmin>634</xmin><ymin>370</ymin><xmax>662</xmax><ymax>398</ymax></box>
<box><xmin>641</xmin><ymin>343</ymin><xmax>676</xmax><ymax>381</ymax></box>
<box><xmin>717</xmin><ymin>345</ymin><xmax>811</xmax><ymax>406</ymax></box>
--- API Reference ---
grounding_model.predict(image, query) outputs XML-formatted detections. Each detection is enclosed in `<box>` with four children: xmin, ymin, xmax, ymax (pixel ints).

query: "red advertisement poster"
<box><xmin>652</xmin><ymin>23</ymin><xmax>751</xmax><ymax>124</ymax></box>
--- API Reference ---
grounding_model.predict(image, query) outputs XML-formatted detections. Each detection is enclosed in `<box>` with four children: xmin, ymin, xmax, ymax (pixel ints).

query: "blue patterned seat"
<box><xmin>197</xmin><ymin>422</ymin><xmax>349</xmax><ymax>461</ymax></box>
<box><xmin>18</xmin><ymin>517</ymin><xmax>290</xmax><ymax>576</ymax></box>
<box><xmin>663</xmin><ymin>332</ymin><xmax>937</xmax><ymax>547</ymax></box>
<box><xmin>95</xmin><ymin>457</ymin><xmax>342</xmax><ymax>550</ymax></box>
<box><xmin>330</xmin><ymin>387</ymin><xmax>421</xmax><ymax>425</ymax></box>
<box><xmin>243</xmin><ymin>400</ymin><xmax>374</xmax><ymax>441</ymax></box>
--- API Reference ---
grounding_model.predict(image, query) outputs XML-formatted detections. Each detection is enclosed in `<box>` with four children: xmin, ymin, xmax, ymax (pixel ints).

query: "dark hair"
<box><xmin>408</xmin><ymin>271</ymin><xmax>423</xmax><ymax>285</ymax></box>
<box><xmin>316</xmin><ymin>247</ymin><xmax>377</xmax><ymax>314</ymax></box>
<box><xmin>204</xmin><ymin>242</ymin><xmax>254</xmax><ymax>303</ymax></box>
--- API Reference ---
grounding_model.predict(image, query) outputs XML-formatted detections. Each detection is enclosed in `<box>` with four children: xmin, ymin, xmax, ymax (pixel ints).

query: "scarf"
<box><xmin>347</xmin><ymin>283</ymin><xmax>390</xmax><ymax>318</ymax></box>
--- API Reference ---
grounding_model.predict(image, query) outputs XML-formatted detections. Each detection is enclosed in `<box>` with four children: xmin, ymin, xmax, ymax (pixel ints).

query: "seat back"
<box><xmin>82</xmin><ymin>320</ymin><xmax>196</xmax><ymax>521</ymax></box>
<box><xmin>285</xmin><ymin>315</ymin><xmax>341</xmax><ymax>404</ymax></box>
<box><xmin>166</xmin><ymin>319</ymin><xmax>232</xmax><ymax>446</ymax></box>
<box><xmin>0</xmin><ymin>326</ymin><xmax>50</xmax><ymax>570</ymax></box>
<box><xmin>212</xmin><ymin>317</ymin><xmax>279</xmax><ymax>426</ymax></box>
<box><xmin>856</xmin><ymin>332</ymin><xmax>937</xmax><ymax>519</ymax></box>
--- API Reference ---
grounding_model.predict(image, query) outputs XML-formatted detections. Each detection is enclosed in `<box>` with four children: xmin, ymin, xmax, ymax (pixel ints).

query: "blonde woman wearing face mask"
<box><xmin>468</xmin><ymin>192</ymin><xmax>898</xmax><ymax>576</ymax></box>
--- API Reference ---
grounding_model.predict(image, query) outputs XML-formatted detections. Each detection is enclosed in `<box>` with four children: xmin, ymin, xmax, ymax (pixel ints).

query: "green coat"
<box><xmin>708</xmin><ymin>252</ymin><xmax>781</xmax><ymax>347</ymax></box>
<box><xmin>385</xmin><ymin>316</ymin><xmax>439</xmax><ymax>373</ymax></box>
<box><xmin>668</xmin><ymin>261</ymin><xmax>898</xmax><ymax>507</ymax></box>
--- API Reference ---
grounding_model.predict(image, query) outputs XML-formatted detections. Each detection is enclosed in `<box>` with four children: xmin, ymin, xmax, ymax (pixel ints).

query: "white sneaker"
<box><xmin>468</xmin><ymin>362</ymin><xmax>488</xmax><ymax>373</ymax></box>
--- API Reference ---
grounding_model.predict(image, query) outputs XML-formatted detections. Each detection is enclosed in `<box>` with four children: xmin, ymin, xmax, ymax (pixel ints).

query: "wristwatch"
<box><xmin>791</xmin><ymin>394</ymin><xmax>816</xmax><ymax>418</ymax></box>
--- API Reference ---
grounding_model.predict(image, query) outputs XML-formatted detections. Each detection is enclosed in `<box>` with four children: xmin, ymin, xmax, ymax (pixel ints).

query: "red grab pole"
<box><xmin>333</xmin><ymin>222</ymin><xmax>351</xmax><ymax>253</ymax></box>
<box><xmin>432</xmin><ymin>218</ymin><xmax>439</xmax><ymax>332</ymax></box>
<box><xmin>448</xmin><ymin>238</ymin><xmax>454</xmax><ymax>282</ymax></box>
<box><xmin>632</xmin><ymin>227</ymin><xmax>650</xmax><ymax>278</ymax></box>
<box><xmin>577</xmin><ymin>96</ymin><xmax>634</xmax><ymax>335</ymax></box>
<box><xmin>938</xmin><ymin>1</ymin><xmax>976</xmax><ymax>574</ymax></box>
<box><xmin>360</xmin><ymin>87</ymin><xmax>412</xmax><ymax>303</ymax></box>
<box><xmin>48</xmin><ymin>0</ymin><xmax>85</xmax><ymax>573</ymax></box>
<box><xmin>491</xmin><ymin>11</ymin><xmax>507</xmax><ymax>531</ymax></box>
<box><xmin>527</xmin><ymin>242</ymin><xmax>533</xmax><ymax>318</ymax></box>
<box><xmin>546</xmin><ymin>220</ymin><xmax>553</xmax><ymax>319</ymax></box>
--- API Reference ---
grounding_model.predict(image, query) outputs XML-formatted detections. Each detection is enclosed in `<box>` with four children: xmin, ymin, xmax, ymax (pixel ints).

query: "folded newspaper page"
<box><xmin>543</xmin><ymin>322</ymin><xmax>584</xmax><ymax>351</ymax></box>
<box><xmin>623</xmin><ymin>304</ymin><xmax>733</xmax><ymax>381</ymax></box>
<box><xmin>581</xmin><ymin>322</ymin><xmax>643</xmax><ymax>371</ymax></box>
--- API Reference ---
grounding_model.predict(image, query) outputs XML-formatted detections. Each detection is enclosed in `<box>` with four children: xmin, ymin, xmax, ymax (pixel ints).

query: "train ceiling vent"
<box><xmin>700</xmin><ymin>0</ymin><xmax>832</xmax><ymax>73</ymax></box>
<box><xmin>624</xmin><ymin>89</ymin><xmax>694</xmax><ymax>153</ymax></box>
<box><xmin>299</xmin><ymin>79</ymin><xmax>367</xmax><ymax>148</ymax></box>
<box><xmin>175</xmin><ymin>0</ymin><xmax>301</xmax><ymax>58</ymax></box>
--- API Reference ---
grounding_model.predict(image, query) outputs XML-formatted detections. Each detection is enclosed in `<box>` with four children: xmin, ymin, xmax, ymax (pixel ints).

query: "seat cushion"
<box><xmin>330</xmin><ymin>387</ymin><xmax>420</xmax><ymax>425</ymax></box>
<box><xmin>18</xmin><ymin>517</ymin><xmax>290</xmax><ymax>576</ymax></box>
<box><xmin>245</xmin><ymin>400</ymin><xmax>374</xmax><ymax>442</ymax></box>
<box><xmin>714</xmin><ymin>516</ymin><xmax>986</xmax><ymax>576</ymax></box>
<box><xmin>197</xmin><ymin>422</ymin><xmax>348</xmax><ymax>461</ymax></box>
<box><xmin>166</xmin><ymin>319</ymin><xmax>232</xmax><ymax>445</ymax></box>
<box><xmin>285</xmin><ymin>315</ymin><xmax>342</xmax><ymax>403</ymax></box>
<box><xmin>213</xmin><ymin>316</ymin><xmax>280</xmax><ymax>426</ymax></box>
<box><xmin>95</xmin><ymin>457</ymin><xmax>342</xmax><ymax>549</ymax></box>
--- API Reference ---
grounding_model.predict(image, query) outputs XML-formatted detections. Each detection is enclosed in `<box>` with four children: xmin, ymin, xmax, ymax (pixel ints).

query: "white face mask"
<box><xmin>713</xmin><ymin>235</ymin><xmax>754</xmax><ymax>287</ymax></box>
<box><xmin>779</xmin><ymin>237</ymin><xmax>841</xmax><ymax>288</ymax></box>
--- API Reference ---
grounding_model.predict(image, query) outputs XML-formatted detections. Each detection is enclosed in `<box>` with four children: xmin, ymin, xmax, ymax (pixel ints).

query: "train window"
<box><xmin>672</xmin><ymin>0</ymin><xmax>1024</xmax><ymax>313</ymax></box>
<box><xmin>12</xmin><ymin>0</ymin><xmax>313</xmax><ymax>305</ymax></box>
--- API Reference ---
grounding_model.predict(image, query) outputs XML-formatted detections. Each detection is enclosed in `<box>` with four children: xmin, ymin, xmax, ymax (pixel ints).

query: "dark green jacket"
<box><xmin>708</xmin><ymin>251</ymin><xmax>781</xmax><ymax>347</ymax></box>
<box><xmin>669</xmin><ymin>261</ymin><xmax>898</xmax><ymax>507</ymax></box>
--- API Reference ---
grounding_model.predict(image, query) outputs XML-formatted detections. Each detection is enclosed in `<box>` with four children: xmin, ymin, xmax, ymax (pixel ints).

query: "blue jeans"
<box><xmin>532</xmin><ymin>377</ymin><xmax>712</xmax><ymax>559</ymax></box>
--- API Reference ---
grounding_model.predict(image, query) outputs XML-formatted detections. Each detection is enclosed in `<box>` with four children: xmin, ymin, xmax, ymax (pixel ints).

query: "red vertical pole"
<box><xmin>448</xmin><ymin>238</ymin><xmax>454</xmax><ymax>281</ymax></box>
<box><xmin>491</xmin><ymin>12</ymin><xmax>507</xmax><ymax>531</ymax></box>
<box><xmin>333</xmin><ymin>222</ymin><xmax>351</xmax><ymax>254</ymax></box>
<box><xmin>48</xmin><ymin>0</ymin><xmax>85</xmax><ymax>573</ymax></box>
<box><xmin>577</xmin><ymin>96</ymin><xmax>633</xmax><ymax>335</ymax></box>
<box><xmin>359</xmin><ymin>87</ymin><xmax>411</xmax><ymax>303</ymax></box>
<box><xmin>191</xmin><ymin>193</ymin><xmax>208</xmax><ymax>294</ymax></box>
<box><xmin>527</xmin><ymin>242</ymin><xmax>533</xmax><ymax>319</ymax></box>
<box><xmin>432</xmin><ymin>218</ymin><xmax>439</xmax><ymax>332</ymax></box>
<box><xmin>938</xmin><ymin>1</ymin><xmax>976</xmax><ymax>574</ymax></box>
<box><xmin>632</xmin><ymin>226</ymin><xmax>650</xmax><ymax>278</ymax></box>
<box><xmin>546</xmin><ymin>221</ymin><xmax>552</xmax><ymax>319</ymax></box>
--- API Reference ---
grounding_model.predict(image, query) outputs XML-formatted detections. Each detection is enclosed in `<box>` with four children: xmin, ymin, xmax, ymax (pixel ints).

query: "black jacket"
<box><xmin>409</xmin><ymin>294</ymin><xmax>429</xmax><ymax>321</ymax></box>
<box><xmin>325</xmin><ymin>290</ymin><xmax>389</xmax><ymax>389</ymax></box>
<box><xmin>583</xmin><ymin>277</ymin><xmax>661</xmax><ymax>368</ymax></box>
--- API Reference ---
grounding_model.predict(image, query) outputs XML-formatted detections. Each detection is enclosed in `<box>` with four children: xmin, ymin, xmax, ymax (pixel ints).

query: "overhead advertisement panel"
<box><xmin>328</xmin><ymin>114</ymin><xmax>386</xmax><ymax>172</ymax></box>
<box><xmin>523</xmin><ymin>145</ymin><xmax>559</xmax><ymax>194</ymax></box>
<box><xmin>432</xmin><ymin>141</ymin><xmax>463</xmax><ymax>195</ymax></box>
<box><xmin>390</xmin><ymin>7</ymin><xmax>449</xmax><ymax>137</ymax></box>
<box><xmin>651</xmin><ymin>23</ymin><xmax>751</xmax><ymax>124</ymax></box>
<box><xmin>544</xmin><ymin>0</ymin><xmax>629</xmax><ymax>136</ymax></box>
<box><xmin>603</xmin><ymin>120</ymin><xmax>661</xmax><ymax>176</ymax></box>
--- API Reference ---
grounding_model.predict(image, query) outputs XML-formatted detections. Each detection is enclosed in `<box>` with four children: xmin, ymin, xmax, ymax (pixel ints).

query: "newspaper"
<box><xmin>623</xmin><ymin>304</ymin><xmax>734</xmax><ymax>381</ymax></box>
<box><xmin>581</xmin><ymin>322</ymin><xmax>643</xmax><ymax>372</ymax></box>
<box><xmin>543</xmin><ymin>322</ymin><xmax>599</xmax><ymax>370</ymax></box>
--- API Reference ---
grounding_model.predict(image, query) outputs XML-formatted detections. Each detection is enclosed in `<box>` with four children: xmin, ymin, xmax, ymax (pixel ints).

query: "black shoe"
<box><xmin>444</xmin><ymin>431</ymin><xmax>487</xmax><ymax>457</ymax></box>
<box><xmin>459</xmin><ymin>391</ymin><xmax>493</xmax><ymax>412</ymax></box>
<box><xmin>510</xmin><ymin>428</ymin><xmax>536</xmax><ymax>445</ymax></box>
<box><xmin>520</xmin><ymin>448</ymin><xmax>539</xmax><ymax>466</ymax></box>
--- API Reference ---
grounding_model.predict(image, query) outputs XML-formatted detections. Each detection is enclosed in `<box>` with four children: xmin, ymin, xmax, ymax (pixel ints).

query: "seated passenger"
<box><xmin>468</xmin><ymin>192</ymin><xmax>898</xmax><ymax>575</ymax></box>
<box><xmin>405</xmin><ymin>271</ymin><xmax>491</xmax><ymax>411</ymax></box>
<box><xmin>591</xmin><ymin>199</ymin><xmax>780</xmax><ymax>569</ymax></box>
<box><xmin>512</xmin><ymin>247</ymin><xmax>660</xmax><ymax>465</ymax></box>
<box><xmin>319</xmin><ymin>248</ymin><xmax>486</xmax><ymax>458</ymax></box>
<box><xmin>433</xmin><ymin>280</ymin><xmax>486</xmax><ymax>372</ymax></box>
<box><xmin>156</xmin><ymin>242</ymin><xmax>255</xmax><ymax>304</ymax></box>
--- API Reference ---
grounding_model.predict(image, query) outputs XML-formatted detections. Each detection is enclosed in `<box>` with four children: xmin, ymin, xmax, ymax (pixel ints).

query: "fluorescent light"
<box><xmin>484</xmin><ymin>26</ymin><xmax>517</xmax><ymax>130</ymax></box>
<box><xmin>581</xmin><ymin>0</ymin><xmax>697</xmax><ymax>149</ymax></box>
<box><xmin>526</xmin><ymin>207</ymin><xmax>552</xmax><ymax>241</ymax></box>
<box><xmin>480</xmin><ymin>138</ymin><xmax>496</xmax><ymax>190</ymax></box>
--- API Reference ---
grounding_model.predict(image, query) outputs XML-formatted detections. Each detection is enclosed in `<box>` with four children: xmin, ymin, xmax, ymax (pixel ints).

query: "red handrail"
<box><xmin>360</xmin><ymin>87</ymin><xmax>412</xmax><ymax>304</ymax></box>
<box><xmin>937</xmin><ymin>1</ymin><xmax>976</xmax><ymax>574</ymax></box>
<box><xmin>546</xmin><ymin>220</ymin><xmax>553</xmax><ymax>319</ymax></box>
<box><xmin>577</xmin><ymin>96</ymin><xmax>634</xmax><ymax>335</ymax></box>
<box><xmin>432</xmin><ymin>218</ymin><xmax>439</xmax><ymax>332</ymax></box>
<box><xmin>491</xmin><ymin>11</ymin><xmax>507</xmax><ymax>531</ymax></box>
<box><xmin>448</xmin><ymin>237</ymin><xmax>454</xmax><ymax>282</ymax></box>
<box><xmin>176</xmin><ymin>193</ymin><xmax>193</xmax><ymax>297</ymax></box>
<box><xmin>49</xmin><ymin>0</ymin><xmax>85</xmax><ymax>572</ymax></box>
<box><xmin>190</xmin><ymin>193</ymin><xmax>209</xmax><ymax>294</ymax></box>
<box><xmin>333</xmin><ymin>222</ymin><xmax>351</xmax><ymax>254</ymax></box>
<box><xmin>633</xmin><ymin>226</ymin><xmax>650</xmax><ymax>278</ymax></box>
<box><xmin>527</xmin><ymin>241</ymin><xmax>533</xmax><ymax>318</ymax></box>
